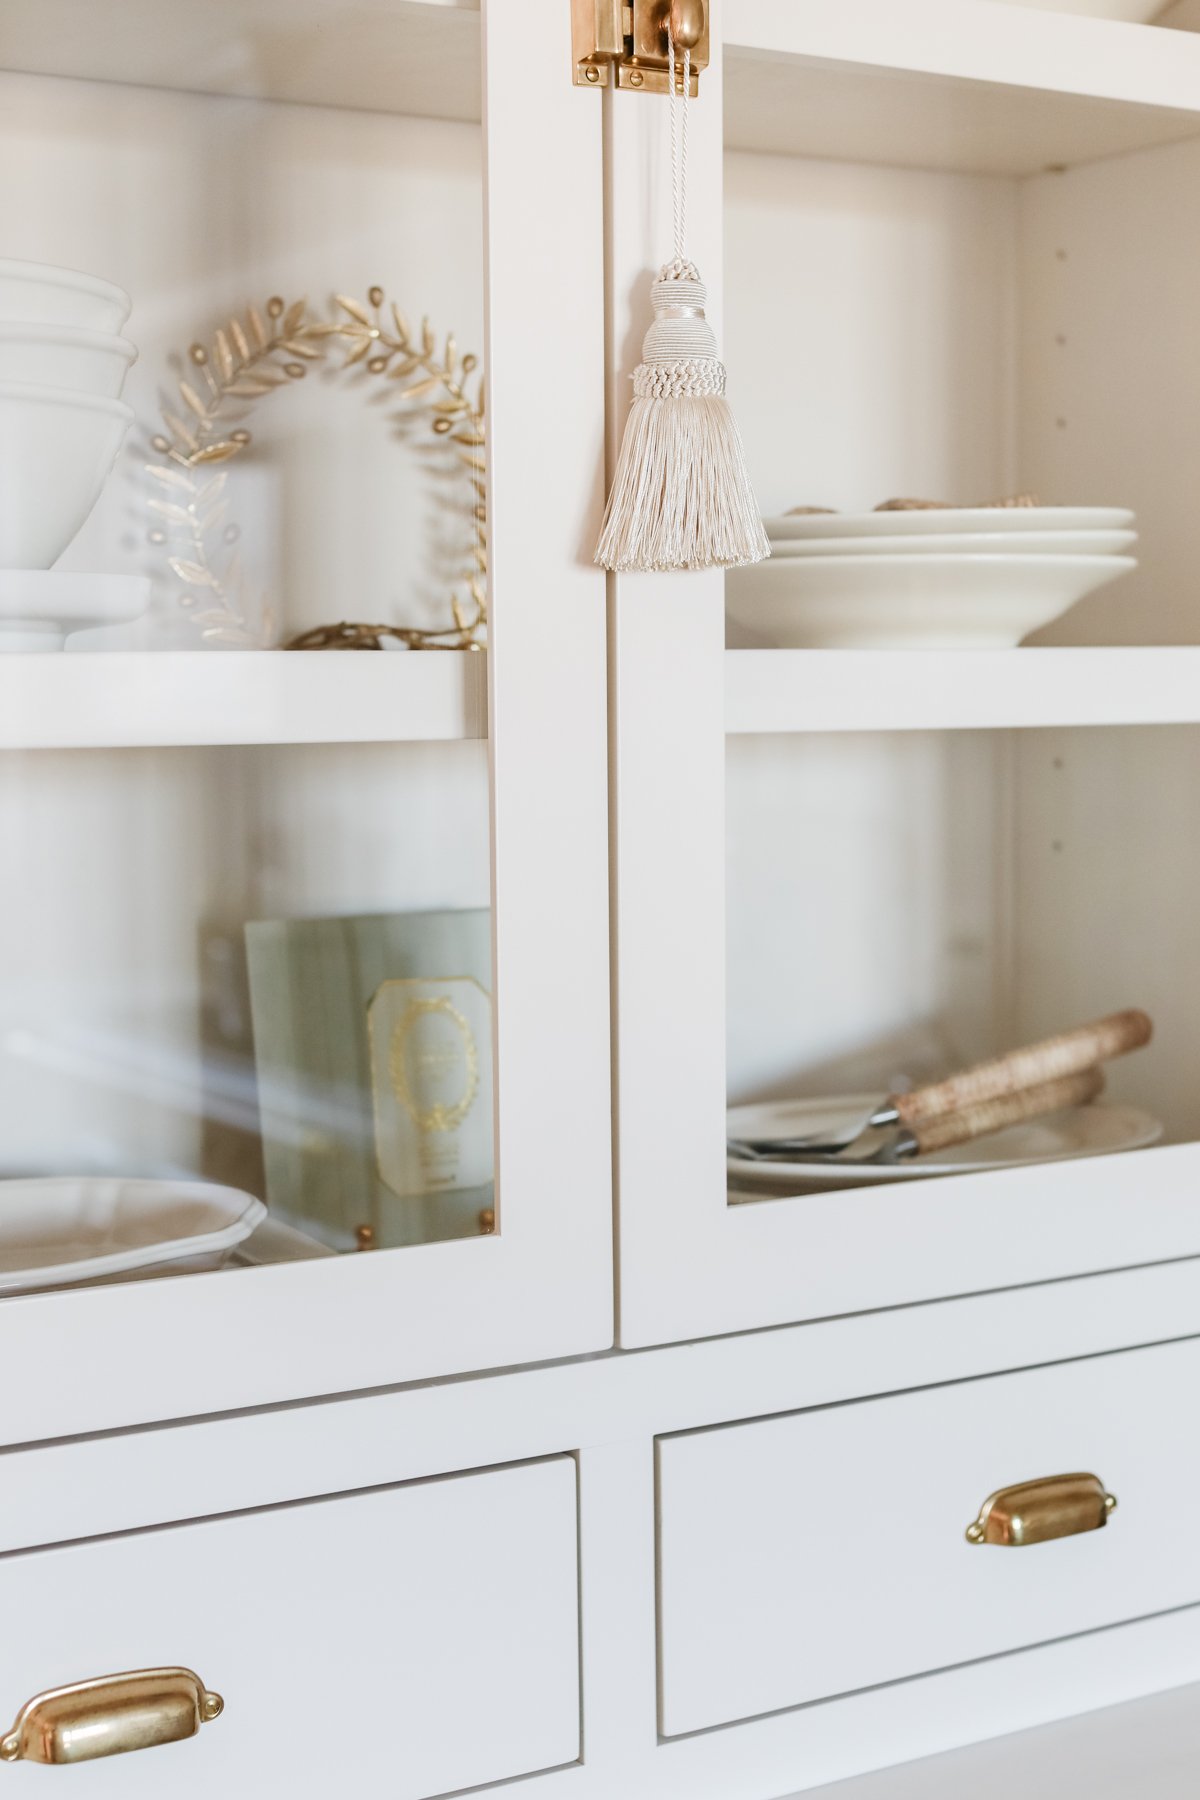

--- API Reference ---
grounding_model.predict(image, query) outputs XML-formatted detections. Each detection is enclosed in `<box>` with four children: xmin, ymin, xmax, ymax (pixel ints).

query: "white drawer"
<box><xmin>657</xmin><ymin>1338</ymin><xmax>1200</xmax><ymax>1737</ymax></box>
<box><xmin>0</xmin><ymin>1456</ymin><xmax>579</xmax><ymax>1796</ymax></box>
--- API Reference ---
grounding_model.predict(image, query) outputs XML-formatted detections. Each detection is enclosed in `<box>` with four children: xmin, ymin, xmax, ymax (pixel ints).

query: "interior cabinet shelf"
<box><xmin>0</xmin><ymin>650</ymin><xmax>487</xmax><ymax>749</ymax></box>
<box><xmin>725</xmin><ymin>647</ymin><xmax>1200</xmax><ymax>734</ymax></box>
<box><xmin>0</xmin><ymin>0</ymin><xmax>481</xmax><ymax>118</ymax></box>
<box><xmin>725</xmin><ymin>0</ymin><xmax>1200</xmax><ymax>174</ymax></box>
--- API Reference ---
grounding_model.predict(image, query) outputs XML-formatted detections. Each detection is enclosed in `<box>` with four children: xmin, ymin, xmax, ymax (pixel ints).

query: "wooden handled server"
<box><xmin>728</xmin><ymin>1011</ymin><xmax>1150</xmax><ymax>1162</ymax></box>
<box><xmin>890</xmin><ymin>1009</ymin><xmax>1150</xmax><ymax>1131</ymax></box>
<box><xmin>753</xmin><ymin>1067</ymin><xmax>1108</xmax><ymax>1168</ymax></box>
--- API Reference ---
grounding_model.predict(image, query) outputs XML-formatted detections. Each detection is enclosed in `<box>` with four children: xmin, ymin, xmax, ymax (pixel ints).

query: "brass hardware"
<box><xmin>478</xmin><ymin>1207</ymin><xmax>496</xmax><ymax>1234</ymax></box>
<box><xmin>572</xmin><ymin>0</ymin><xmax>708</xmax><ymax>95</ymax></box>
<box><xmin>355</xmin><ymin>1223</ymin><xmax>376</xmax><ymax>1251</ymax></box>
<box><xmin>0</xmin><ymin>1668</ymin><xmax>223</xmax><ymax>1765</ymax></box>
<box><xmin>965</xmin><ymin>1473</ymin><xmax>1117</xmax><ymax>1547</ymax></box>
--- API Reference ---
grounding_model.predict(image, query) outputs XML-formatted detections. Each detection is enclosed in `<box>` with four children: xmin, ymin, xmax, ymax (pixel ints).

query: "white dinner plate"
<box><xmin>0</xmin><ymin>1177</ymin><xmax>267</xmax><ymax>1291</ymax></box>
<box><xmin>766</xmin><ymin>529</ymin><xmax>1137</xmax><ymax>559</ymax></box>
<box><xmin>765</xmin><ymin>507</ymin><xmax>1135</xmax><ymax>541</ymax></box>
<box><xmin>725</xmin><ymin>552</ymin><xmax>1136</xmax><ymax>648</ymax></box>
<box><xmin>727</xmin><ymin>1094</ymin><xmax>1163</xmax><ymax>1191</ymax></box>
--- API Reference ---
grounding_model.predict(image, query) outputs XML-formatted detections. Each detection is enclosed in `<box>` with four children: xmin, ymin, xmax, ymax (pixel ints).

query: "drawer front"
<box><xmin>657</xmin><ymin>1338</ymin><xmax>1200</xmax><ymax>1737</ymax></box>
<box><xmin>0</xmin><ymin>1457</ymin><xmax>579</xmax><ymax>1796</ymax></box>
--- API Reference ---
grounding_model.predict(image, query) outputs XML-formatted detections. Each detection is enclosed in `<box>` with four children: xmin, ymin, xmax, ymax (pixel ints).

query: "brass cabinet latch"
<box><xmin>572</xmin><ymin>0</ymin><xmax>709</xmax><ymax>94</ymax></box>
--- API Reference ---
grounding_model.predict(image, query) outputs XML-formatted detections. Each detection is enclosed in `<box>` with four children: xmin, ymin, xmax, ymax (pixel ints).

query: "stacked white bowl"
<box><xmin>727</xmin><ymin>504</ymin><xmax>1138</xmax><ymax>649</ymax></box>
<box><xmin>0</xmin><ymin>258</ymin><xmax>143</xmax><ymax>650</ymax></box>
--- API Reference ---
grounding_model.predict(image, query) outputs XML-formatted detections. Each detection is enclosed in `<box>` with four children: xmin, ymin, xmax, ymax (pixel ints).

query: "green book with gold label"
<box><xmin>245</xmin><ymin>909</ymin><xmax>493</xmax><ymax>1251</ymax></box>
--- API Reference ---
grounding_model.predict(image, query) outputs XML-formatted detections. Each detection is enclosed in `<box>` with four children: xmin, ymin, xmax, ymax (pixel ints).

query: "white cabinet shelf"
<box><xmin>0</xmin><ymin>0</ymin><xmax>481</xmax><ymax>119</ymax></box>
<box><xmin>725</xmin><ymin>647</ymin><xmax>1200</xmax><ymax>734</ymax></box>
<box><xmin>0</xmin><ymin>649</ymin><xmax>487</xmax><ymax>749</ymax></box>
<box><xmin>725</xmin><ymin>0</ymin><xmax>1200</xmax><ymax>174</ymax></box>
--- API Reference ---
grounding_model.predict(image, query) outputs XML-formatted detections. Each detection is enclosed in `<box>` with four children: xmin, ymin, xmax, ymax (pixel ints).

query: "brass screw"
<box><xmin>478</xmin><ymin>1208</ymin><xmax>496</xmax><ymax>1235</ymax></box>
<box><xmin>355</xmin><ymin>1224</ymin><xmax>376</xmax><ymax>1251</ymax></box>
<box><xmin>629</xmin><ymin>69</ymin><xmax>644</xmax><ymax>86</ymax></box>
<box><xmin>585</xmin><ymin>66</ymin><xmax>599</xmax><ymax>82</ymax></box>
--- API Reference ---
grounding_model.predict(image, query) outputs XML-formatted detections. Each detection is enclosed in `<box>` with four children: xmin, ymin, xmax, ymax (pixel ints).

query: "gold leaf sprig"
<box><xmin>147</xmin><ymin>290</ymin><xmax>487</xmax><ymax>648</ymax></box>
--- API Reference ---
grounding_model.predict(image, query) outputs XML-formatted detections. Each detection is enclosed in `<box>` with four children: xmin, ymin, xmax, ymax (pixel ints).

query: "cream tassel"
<box><xmin>595</xmin><ymin>30</ymin><xmax>768</xmax><ymax>574</ymax></box>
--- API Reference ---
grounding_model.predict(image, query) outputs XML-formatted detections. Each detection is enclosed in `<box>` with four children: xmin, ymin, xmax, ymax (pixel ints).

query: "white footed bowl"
<box><xmin>0</xmin><ymin>570</ymin><xmax>150</xmax><ymax>651</ymax></box>
<box><xmin>0</xmin><ymin>324</ymin><xmax>136</xmax><ymax>399</ymax></box>
<box><xmin>726</xmin><ymin>553</ymin><xmax>1137</xmax><ymax>648</ymax></box>
<box><xmin>0</xmin><ymin>381</ymin><xmax>133</xmax><ymax>570</ymax></box>
<box><xmin>0</xmin><ymin>258</ymin><xmax>131</xmax><ymax>334</ymax></box>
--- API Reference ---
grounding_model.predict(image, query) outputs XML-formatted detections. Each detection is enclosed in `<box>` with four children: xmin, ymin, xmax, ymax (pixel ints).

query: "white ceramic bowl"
<box><xmin>0</xmin><ymin>381</ymin><xmax>134</xmax><ymax>570</ymax></box>
<box><xmin>767</xmin><ymin>528</ymin><xmax>1138</xmax><ymax>559</ymax></box>
<box><xmin>726</xmin><ymin>553</ymin><xmax>1137</xmax><ymax>648</ymax></box>
<box><xmin>0</xmin><ymin>324</ymin><xmax>136</xmax><ymax>399</ymax></box>
<box><xmin>0</xmin><ymin>258</ymin><xmax>131</xmax><ymax>334</ymax></box>
<box><xmin>765</xmin><ymin>507</ymin><xmax>1135</xmax><ymax>540</ymax></box>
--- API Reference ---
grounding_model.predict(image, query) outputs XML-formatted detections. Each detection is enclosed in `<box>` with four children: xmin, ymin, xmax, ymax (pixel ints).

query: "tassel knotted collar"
<box><xmin>596</xmin><ymin>26</ymin><xmax>769</xmax><ymax>574</ymax></box>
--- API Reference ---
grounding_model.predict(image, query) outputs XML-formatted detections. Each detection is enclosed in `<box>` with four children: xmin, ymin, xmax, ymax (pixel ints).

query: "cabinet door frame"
<box><xmin>0</xmin><ymin>0</ymin><xmax>613</xmax><ymax>1443</ymax></box>
<box><xmin>608</xmin><ymin>8</ymin><xmax>1200</xmax><ymax>1350</ymax></box>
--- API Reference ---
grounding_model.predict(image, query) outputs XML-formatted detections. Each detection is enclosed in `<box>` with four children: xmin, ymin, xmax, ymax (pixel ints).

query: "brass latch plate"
<box><xmin>573</xmin><ymin>0</ymin><xmax>708</xmax><ymax>95</ymax></box>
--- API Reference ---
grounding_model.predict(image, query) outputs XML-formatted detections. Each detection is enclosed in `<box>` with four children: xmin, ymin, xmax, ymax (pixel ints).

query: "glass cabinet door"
<box><xmin>0</xmin><ymin>0</ymin><xmax>612</xmax><ymax>1439</ymax></box>
<box><xmin>610</xmin><ymin>2</ymin><xmax>1200</xmax><ymax>1350</ymax></box>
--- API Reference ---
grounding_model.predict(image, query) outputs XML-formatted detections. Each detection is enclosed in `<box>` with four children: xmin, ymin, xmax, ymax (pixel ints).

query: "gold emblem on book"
<box><xmin>389</xmin><ymin>994</ymin><xmax>480</xmax><ymax>1133</ymax></box>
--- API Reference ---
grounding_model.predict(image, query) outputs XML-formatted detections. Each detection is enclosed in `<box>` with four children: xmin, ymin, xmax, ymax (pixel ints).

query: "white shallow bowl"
<box><xmin>768</xmin><ymin>528</ymin><xmax>1137</xmax><ymax>559</ymax></box>
<box><xmin>0</xmin><ymin>324</ymin><xmax>137</xmax><ymax>399</ymax></box>
<box><xmin>0</xmin><ymin>1178</ymin><xmax>267</xmax><ymax>1292</ymax></box>
<box><xmin>0</xmin><ymin>257</ymin><xmax>131</xmax><ymax>334</ymax></box>
<box><xmin>0</xmin><ymin>570</ymin><xmax>151</xmax><ymax>651</ymax></box>
<box><xmin>766</xmin><ymin>507</ymin><xmax>1135</xmax><ymax>540</ymax></box>
<box><xmin>726</xmin><ymin>553</ymin><xmax>1136</xmax><ymax>648</ymax></box>
<box><xmin>0</xmin><ymin>380</ymin><xmax>133</xmax><ymax>569</ymax></box>
<box><xmin>727</xmin><ymin>1095</ymin><xmax>1163</xmax><ymax>1194</ymax></box>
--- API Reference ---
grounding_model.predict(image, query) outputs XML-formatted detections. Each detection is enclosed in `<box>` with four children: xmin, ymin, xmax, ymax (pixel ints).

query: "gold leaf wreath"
<box><xmin>146</xmin><ymin>288</ymin><xmax>487</xmax><ymax>650</ymax></box>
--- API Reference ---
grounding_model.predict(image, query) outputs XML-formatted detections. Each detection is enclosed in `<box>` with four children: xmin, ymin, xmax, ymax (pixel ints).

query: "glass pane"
<box><xmin>726</xmin><ymin>725</ymin><xmax>1191</xmax><ymax>1206</ymax></box>
<box><xmin>0</xmin><ymin>5</ymin><xmax>494</xmax><ymax>1292</ymax></box>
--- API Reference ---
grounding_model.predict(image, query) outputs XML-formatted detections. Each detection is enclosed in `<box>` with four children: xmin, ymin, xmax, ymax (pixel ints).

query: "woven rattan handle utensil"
<box><xmin>892</xmin><ymin>1010</ymin><xmax>1149</xmax><ymax>1133</ymax></box>
<box><xmin>910</xmin><ymin>1065</ymin><xmax>1106</xmax><ymax>1157</ymax></box>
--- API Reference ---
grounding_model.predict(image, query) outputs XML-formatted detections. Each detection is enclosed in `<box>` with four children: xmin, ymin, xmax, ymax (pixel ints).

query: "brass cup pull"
<box><xmin>966</xmin><ymin>1472</ymin><xmax>1117</xmax><ymax>1547</ymax></box>
<box><xmin>0</xmin><ymin>1667</ymin><xmax>223</xmax><ymax>1765</ymax></box>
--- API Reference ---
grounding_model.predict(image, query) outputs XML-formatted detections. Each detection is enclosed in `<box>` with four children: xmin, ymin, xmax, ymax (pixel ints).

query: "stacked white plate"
<box><xmin>727</xmin><ymin>506</ymin><xmax>1138</xmax><ymax>649</ymax></box>
<box><xmin>0</xmin><ymin>257</ymin><xmax>150</xmax><ymax>650</ymax></box>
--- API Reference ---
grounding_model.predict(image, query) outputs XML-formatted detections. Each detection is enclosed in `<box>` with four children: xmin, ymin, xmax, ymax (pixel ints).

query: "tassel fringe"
<box><xmin>595</xmin><ymin>263</ymin><xmax>769</xmax><ymax>574</ymax></box>
<box><xmin>596</xmin><ymin>392</ymin><xmax>770</xmax><ymax>574</ymax></box>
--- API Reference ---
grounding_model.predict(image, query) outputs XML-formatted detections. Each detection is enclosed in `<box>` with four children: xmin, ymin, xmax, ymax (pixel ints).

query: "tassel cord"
<box><xmin>667</xmin><ymin>22</ymin><xmax>692</xmax><ymax>272</ymax></box>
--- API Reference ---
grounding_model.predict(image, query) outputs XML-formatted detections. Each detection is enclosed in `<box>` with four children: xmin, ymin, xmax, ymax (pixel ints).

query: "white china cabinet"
<box><xmin>6</xmin><ymin>5</ymin><xmax>1200</xmax><ymax>1799</ymax></box>
<box><xmin>0</xmin><ymin>0</ymin><xmax>613</xmax><ymax>1441</ymax></box>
